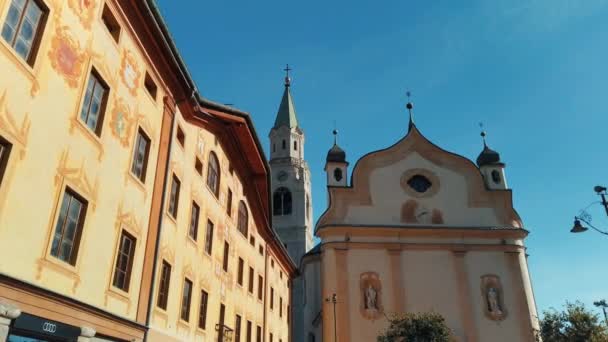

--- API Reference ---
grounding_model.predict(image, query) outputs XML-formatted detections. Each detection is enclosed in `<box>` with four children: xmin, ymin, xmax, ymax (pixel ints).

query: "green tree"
<box><xmin>539</xmin><ymin>301</ymin><xmax>608</xmax><ymax>342</ymax></box>
<box><xmin>377</xmin><ymin>312</ymin><xmax>452</xmax><ymax>342</ymax></box>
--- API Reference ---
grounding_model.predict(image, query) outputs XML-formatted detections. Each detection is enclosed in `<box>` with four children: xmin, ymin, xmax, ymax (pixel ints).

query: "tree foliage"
<box><xmin>377</xmin><ymin>312</ymin><xmax>452</xmax><ymax>342</ymax></box>
<box><xmin>539</xmin><ymin>301</ymin><xmax>608</xmax><ymax>342</ymax></box>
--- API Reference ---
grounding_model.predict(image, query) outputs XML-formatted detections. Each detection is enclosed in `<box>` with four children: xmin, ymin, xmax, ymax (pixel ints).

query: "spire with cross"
<box><xmin>284</xmin><ymin>64</ymin><xmax>292</xmax><ymax>87</ymax></box>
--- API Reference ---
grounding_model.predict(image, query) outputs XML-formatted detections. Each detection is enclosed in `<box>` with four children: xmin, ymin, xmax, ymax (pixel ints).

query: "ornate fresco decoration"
<box><xmin>401</xmin><ymin>200</ymin><xmax>444</xmax><ymax>225</ymax></box>
<box><xmin>48</xmin><ymin>25</ymin><xmax>86</xmax><ymax>89</ymax></box>
<box><xmin>0</xmin><ymin>91</ymin><xmax>30</xmax><ymax>159</ymax></box>
<box><xmin>481</xmin><ymin>274</ymin><xmax>507</xmax><ymax>321</ymax></box>
<box><xmin>359</xmin><ymin>272</ymin><xmax>383</xmax><ymax>320</ymax></box>
<box><xmin>54</xmin><ymin>149</ymin><xmax>99</xmax><ymax>210</ymax></box>
<box><xmin>114</xmin><ymin>201</ymin><xmax>143</xmax><ymax>238</ymax></box>
<box><xmin>182</xmin><ymin>262</ymin><xmax>195</xmax><ymax>282</ymax></box>
<box><xmin>159</xmin><ymin>242</ymin><xmax>175</xmax><ymax>264</ymax></box>
<box><xmin>67</xmin><ymin>0</ymin><xmax>97</xmax><ymax>30</ymax></box>
<box><xmin>199</xmin><ymin>275</ymin><xmax>211</xmax><ymax>292</ymax></box>
<box><xmin>109</xmin><ymin>98</ymin><xmax>135</xmax><ymax>148</ymax></box>
<box><xmin>196</xmin><ymin>130</ymin><xmax>205</xmax><ymax>156</ymax></box>
<box><xmin>120</xmin><ymin>49</ymin><xmax>141</xmax><ymax>97</ymax></box>
<box><xmin>35</xmin><ymin>258</ymin><xmax>81</xmax><ymax>294</ymax></box>
<box><xmin>89</xmin><ymin>47</ymin><xmax>118</xmax><ymax>90</ymax></box>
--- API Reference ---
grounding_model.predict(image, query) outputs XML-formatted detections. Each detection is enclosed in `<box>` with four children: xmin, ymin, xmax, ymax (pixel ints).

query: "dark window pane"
<box><xmin>181</xmin><ymin>279</ymin><xmax>192</xmax><ymax>321</ymax></box>
<box><xmin>206</xmin><ymin>152</ymin><xmax>220</xmax><ymax>196</ymax></box>
<box><xmin>1</xmin><ymin>0</ymin><xmax>45</xmax><ymax>62</ymax></box>
<box><xmin>113</xmin><ymin>231</ymin><xmax>136</xmax><ymax>291</ymax></box>
<box><xmin>199</xmin><ymin>290</ymin><xmax>208</xmax><ymax>329</ymax></box>
<box><xmin>204</xmin><ymin>220</ymin><xmax>214</xmax><ymax>254</ymax></box>
<box><xmin>50</xmin><ymin>190</ymin><xmax>86</xmax><ymax>265</ymax></box>
<box><xmin>189</xmin><ymin>202</ymin><xmax>199</xmax><ymax>240</ymax></box>
<box><xmin>79</xmin><ymin>72</ymin><xmax>108</xmax><ymax>135</ymax></box>
<box><xmin>168</xmin><ymin>175</ymin><xmax>180</xmax><ymax>218</ymax></box>
<box><xmin>157</xmin><ymin>261</ymin><xmax>171</xmax><ymax>309</ymax></box>
<box><xmin>237</xmin><ymin>201</ymin><xmax>248</xmax><ymax>236</ymax></box>
<box><xmin>131</xmin><ymin>129</ymin><xmax>150</xmax><ymax>182</ymax></box>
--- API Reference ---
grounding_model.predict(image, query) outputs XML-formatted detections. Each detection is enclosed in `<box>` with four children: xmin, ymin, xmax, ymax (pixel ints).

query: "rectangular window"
<box><xmin>0</xmin><ymin>137</ymin><xmax>12</xmax><ymax>187</ymax></box>
<box><xmin>131</xmin><ymin>128</ymin><xmax>151</xmax><ymax>182</ymax></box>
<box><xmin>257</xmin><ymin>276</ymin><xmax>263</xmax><ymax>300</ymax></box>
<box><xmin>168</xmin><ymin>174</ymin><xmax>180</xmax><ymax>218</ymax></box>
<box><xmin>101</xmin><ymin>4</ymin><xmax>120</xmax><ymax>43</ymax></box>
<box><xmin>248</xmin><ymin>267</ymin><xmax>254</xmax><ymax>293</ymax></box>
<box><xmin>222</xmin><ymin>241</ymin><xmax>229</xmax><ymax>272</ymax></box>
<box><xmin>112</xmin><ymin>230</ymin><xmax>136</xmax><ymax>292</ymax></box>
<box><xmin>50</xmin><ymin>189</ymin><xmax>87</xmax><ymax>265</ymax></box>
<box><xmin>271</xmin><ymin>259</ymin><xmax>274</xmax><ymax>268</ymax></box>
<box><xmin>287</xmin><ymin>305</ymin><xmax>290</xmax><ymax>323</ymax></box>
<box><xmin>226</xmin><ymin>188</ymin><xmax>233</xmax><ymax>216</ymax></box>
<box><xmin>269</xmin><ymin>333</ymin><xmax>273</xmax><ymax>342</ymax></box>
<box><xmin>234</xmin><ymin>314</ymin><xmax>242</xmax><ymax>342</ymax></box>
<box><xmin>188</xmin><ymin>202</ymin><xmax>200</xmax><ymax>240</ymax></box>
<box><xmin>204</xmin><ymin>220</ymin><xmax>214</xmax><ymax>254</ymax></box>
<box><xmin>246</xmin><ymin>321</ymin><xmax>252</xmax><ymax>342</ymax></box>
<box><xmin>259</xmin><ymin>246</ymin><xmax>263</xmax><ymax>256</ymax></box>
<box><xmin>79</xmin><ymin>70</ymin><xmax>109</xmax><ymax>135</ymax></box>
<box><xmin>237</xmin><ymin>258</ymin><xmax>244</xmax><ymax>286</ymax></box>
<box><xmin>195</xmin><ymin>157</ymin><xmax>203</xmax><ymax>176</ymax></box>
<box><xmin>144</xmin><ymin>72</ymin><xmax>157</xmax><ymax>100</ymax></box>
<box><xmin>157</xmin><ymin>261</ymin><xmax>171</xmax><ymax>309</ymax></box>
<box><xmin>279</xmin><ymin>297</ymin><xmax>283</xmax><ymax>317</ymax></box>
<box><xmin>1</xmin><ymin>0</ymin><xmax>48</xmax><ymax>65</ymax></box>
<box><xmin>180</xmin><ymin>278</ymin><xmax>193</xmax><ymax>322</ymax></box>
<box><xmin>176</xmin><ymin>125</ymin><xmax>185</xmax><ymax>147</ymax></box>
<box><xmin>249</xmin><ymin>236</ymin><xmax>255</xmax><ymax>246</ymax></box>
<box><xmin>198</xmin><ymin>290</ymin><xmax>209</xmax><ymax>329</ymax></box>
<box><xmin>270</xmin><ymin>287</ymin><xmax>274</xmax><ymax>310</ymax></box>
<box><xmin>218</xmin><ymin>304</ymin><xmax>226</xmax><ymax>339</ymax></box>
<box><xmin>256</xmin><ymin>326</ymin><xmax>262</xmax><ymax>342</ymax></box>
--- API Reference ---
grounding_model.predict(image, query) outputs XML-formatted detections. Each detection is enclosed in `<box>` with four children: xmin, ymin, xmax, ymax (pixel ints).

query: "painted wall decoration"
<box><xmin>109</xmin><ymin>98</ymin><xmax>135</xmax><ymax>147</ymax></box>
<box><xmin>401</xmin><ymin>199</ymin><xmax>444</xmax><ymax>225</ymax></box>
<box><xmin>359</xmin><ymin>272</ymin><xmax>383</xmax><ymax>320</ymax></box>
<box><xmin>0</xmin><ymin>90</ymin><xmax>31</xmax><ymax>159</ymax></box>
<box><xmin>120</xmin><ymin>50</ymin><xmax>141</xmax><ymax>97</ymax></box>
<box><xmin>481</xmin><ymin>274</ymin><xmax>507</xmax><ymax>321</ymax></box>
<box><xmin>48</xmin><ymin>26</ymin><xmax>86</xmax><ymax>88</ymax></box>
<box><xmin>67</xmin><ymin>0</ymin><xmax>97</xmax><ymax>29</ymax></box>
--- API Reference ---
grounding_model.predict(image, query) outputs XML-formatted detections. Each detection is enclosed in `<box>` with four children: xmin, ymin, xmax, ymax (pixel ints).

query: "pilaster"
<box><xmin>452</xmin><ymin>251</ymin><xmax>477</xmax><ymax>342</ymax></box>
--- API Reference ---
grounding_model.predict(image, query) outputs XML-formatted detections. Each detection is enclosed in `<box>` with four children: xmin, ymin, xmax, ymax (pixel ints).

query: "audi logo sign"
<box><xmin>42</xmin><ymin>322</ymin><xmax>57</xmax><ymax>333</ymax></box>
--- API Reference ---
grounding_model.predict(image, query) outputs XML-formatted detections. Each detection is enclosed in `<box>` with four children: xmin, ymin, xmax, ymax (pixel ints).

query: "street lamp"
<box><xmin>594</xmin><ymin>300</ymin><xmax>608</xmax><ymax>327</ymax></box>
<box><xmin>570</xmin><ymin>185</ymin><xmax>608</xmax><ymax>236</ymax></box>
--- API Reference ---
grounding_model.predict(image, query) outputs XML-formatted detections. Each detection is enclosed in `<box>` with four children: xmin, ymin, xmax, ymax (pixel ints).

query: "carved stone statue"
<box><xmin>365</xmin><ymin>284</ymin><xmax>377</xmax><ymax>310</ymax></box>
<box><xmin>487</xmin><ymin>287</ymin><xmax>502</xmax><ymax>315</ymax></box>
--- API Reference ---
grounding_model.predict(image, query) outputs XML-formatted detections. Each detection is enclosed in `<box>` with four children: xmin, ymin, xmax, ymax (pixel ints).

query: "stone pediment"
<box><xmin>316</xmin><ymin>126</ymin><xmax>523</xmax><ymax>232</ymax></box>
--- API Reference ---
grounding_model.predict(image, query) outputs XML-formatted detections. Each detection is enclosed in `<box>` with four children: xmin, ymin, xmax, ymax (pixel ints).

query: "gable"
<box><xmin>316</xmin><ymin>126</ymin><xmax>523</xmax><ymax>232</ymax></box>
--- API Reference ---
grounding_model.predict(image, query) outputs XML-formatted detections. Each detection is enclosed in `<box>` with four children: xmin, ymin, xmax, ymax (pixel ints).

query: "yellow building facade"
<box><xmin>0</xmin><ymin>0</ymin><xmax>296</xmax><ymax>341</ymax></box>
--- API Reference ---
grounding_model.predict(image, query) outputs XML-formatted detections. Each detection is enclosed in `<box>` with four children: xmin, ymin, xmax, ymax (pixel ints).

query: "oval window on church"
<box><xmin>334</xmin><ymin>168</ymin><xmax>343</xmax><ymax>182</ymax></box>
<box><xmin>407</xmin><ymin>175</ymin><xmax>432</xmax><ymax>193</ymax></box>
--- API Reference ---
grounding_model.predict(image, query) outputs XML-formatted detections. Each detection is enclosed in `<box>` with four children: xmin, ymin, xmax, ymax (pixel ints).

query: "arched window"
<box><xmin>282</xmin><ymin>139</ymin><xmax>286</xmax><ymax>149</ymax></box>
<box><xmin>306</xmin><ymin>194</ymin><xmax>310</xmax><ymax>219</ymax></box>
<box><xmin>207</xmin><ymin>152</ymin><xmax>220</xmax><ymax>197</ymax></box>
<box><xmin>308</xmin><ymin>333</ymin><xmax>315</xmax><ymax>342</ymax></box>
<box><xmin>273</xmin><ymin>187</ymin><xmax>292</xmax><ymax>216</ymax></box>
<box><xmin>294</xmin><ymin>141</ymin><xmax>298</xmax><ymax>151</ymax></box>
<box><xmin>333</xmin><ymin>168</ymin><xmax>343</xmax><ymax>182</ymax></box>
<box><xmin>237</xmin><ymin>201</ymin><xmax>248</xmax><ymax>236</ymax></box>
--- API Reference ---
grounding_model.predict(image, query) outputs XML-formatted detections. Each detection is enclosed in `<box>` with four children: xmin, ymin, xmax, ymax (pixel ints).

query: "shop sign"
<box><xmin>13</xmin><ymin>313</ymin><xmax>81</xmax><ymax>340</ymax></box>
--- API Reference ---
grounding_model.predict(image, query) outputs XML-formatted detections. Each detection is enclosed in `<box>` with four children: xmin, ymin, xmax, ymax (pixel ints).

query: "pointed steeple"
<box><xmin>273</xmin><ymin>64</ymin><xmax>299</xmax><ymax>129</ymax></box>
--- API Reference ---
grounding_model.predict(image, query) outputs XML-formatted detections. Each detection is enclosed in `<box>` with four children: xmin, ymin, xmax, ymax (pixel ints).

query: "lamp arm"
<box><xmin>577</xmin><ymin>216</ymin><xmax>608</xmax><ymax>236</ymax></box>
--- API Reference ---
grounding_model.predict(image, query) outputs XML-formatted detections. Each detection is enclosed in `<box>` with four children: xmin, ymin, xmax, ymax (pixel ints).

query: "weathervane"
<box><xmin>284</xmin><ymin>64</ymin><xmax>292</xmax><ymax>87</ymax></box>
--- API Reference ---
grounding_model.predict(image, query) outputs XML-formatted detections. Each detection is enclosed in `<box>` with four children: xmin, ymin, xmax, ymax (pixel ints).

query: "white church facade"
<box><xmin>298</xmin><ymin>104</ymin><xmax>540</xmax><ymax>341</ymax></box>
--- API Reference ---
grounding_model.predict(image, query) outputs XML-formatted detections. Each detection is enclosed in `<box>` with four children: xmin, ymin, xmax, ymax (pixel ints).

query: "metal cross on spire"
<box><xmin>284</xmin><ymin>64</ymin><xmax>292</xmax><ymax>87</ymax></box>
<box><xmin>406</xmin><ymin>90</ymin><xmax>414</xmax><ymax>131</ymax></box>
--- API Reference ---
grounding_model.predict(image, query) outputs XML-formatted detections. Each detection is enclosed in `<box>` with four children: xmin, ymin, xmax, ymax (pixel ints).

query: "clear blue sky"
<box><xmin>157</xmin><ymin>0</ymin><xmax>608</xmax><ymax>317</ymax></box>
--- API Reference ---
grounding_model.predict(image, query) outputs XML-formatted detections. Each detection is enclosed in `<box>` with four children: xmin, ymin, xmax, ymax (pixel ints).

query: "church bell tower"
<box><xmin>269</xmin><ymin>65</ymin><xmax>313</xmax><ymax>261</ymax></box>
<box><xmin>269</xmin><ymin>66</ymin><xmax>313</xmax><ymax>342</ymax></box>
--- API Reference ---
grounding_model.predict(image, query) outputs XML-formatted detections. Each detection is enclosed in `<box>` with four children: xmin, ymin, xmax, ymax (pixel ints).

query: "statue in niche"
<box><xmin>365</xmin><ymin>284</ymin><xmax>377</xmax><ymax>310</ymax></box>
<box><xmin>487</xmin><ymin>287</ymin><xmax>502</xmax><ymax>315</ymax></box>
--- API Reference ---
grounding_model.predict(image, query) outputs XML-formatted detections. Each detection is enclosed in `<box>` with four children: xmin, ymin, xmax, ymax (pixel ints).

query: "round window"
<box><xmin>407</xmin><ymin>175</ymin><xmax>432</xmax><ymax>193</ymax></box>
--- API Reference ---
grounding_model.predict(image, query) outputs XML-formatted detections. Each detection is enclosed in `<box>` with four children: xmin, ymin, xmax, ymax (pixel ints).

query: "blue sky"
<box><xmin>157</xmin><ymin>0</ymin><xmax>608</xmax><ymax>317</ymax></box>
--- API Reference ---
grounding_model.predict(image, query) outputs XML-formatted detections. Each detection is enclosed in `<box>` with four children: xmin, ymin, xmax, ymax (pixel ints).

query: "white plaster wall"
<box><xmin>344</xmin><ymin>153</ymin><xmax>501</xmax><ymax>227</ymax></box>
